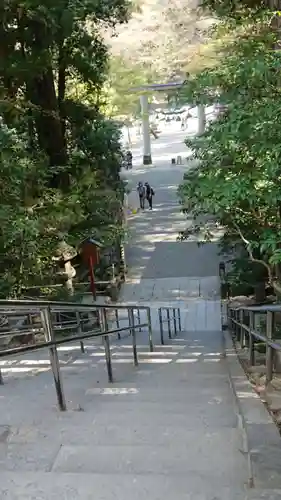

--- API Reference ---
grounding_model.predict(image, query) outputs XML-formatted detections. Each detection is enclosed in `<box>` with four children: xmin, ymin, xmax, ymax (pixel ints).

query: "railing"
<box><xmin>0</xmin><ymin>299</ymin><xmax>153</xmax><ymax>411</ymax></box>
<box><xmin>228</xmin><ymin>303</ymin><xmax>281</xmax><ymax>384</ymax></box>
<box><xmin>158</xmin><ymin>307</ymin><xmax>182</xmax><ymax>344</ymax></box>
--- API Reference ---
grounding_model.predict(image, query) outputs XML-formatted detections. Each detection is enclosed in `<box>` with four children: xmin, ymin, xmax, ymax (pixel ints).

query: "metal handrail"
<box><xmin>0</xmin><ymin>301</ymin><xmax>153</xmax><ymax>351</ymax></box>
<box><xmin>228</xmin><ymin>304</ymin><xmax>281</xmax><ymax>384</ymax></box>
<box><xmin>0</xmin><ymin>298</ymin><xmax>151</xmax><ymax>311</ymax></box>
<box><xmin>158</xmin><ymin>307</ymin><xmax>182</xmax><ymax>344</ymax></box>
<box><xmin>0</xmin><ymin>300</ymin><xmax>154</xmax><ymax>410</ymax></box>
<box><xmin>0</xmin><ymin>317</ymin><xmax>94</xmax><ymax>337</ymax></box>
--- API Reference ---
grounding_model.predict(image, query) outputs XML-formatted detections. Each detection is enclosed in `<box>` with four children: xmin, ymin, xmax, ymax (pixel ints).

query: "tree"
<box><xmin>179</xmin><ymin>1</ymin><xmax>281</xmax><ymax>297</ymax></box>
<box><xmin>106</xmin><ymin>0</ymin><xmax>215</xmax><ymax>82</ymax></box>
<box><xmin>0</xmin><ymin>0</ymin><xmax>130</xmax><ymax>297</ymax></box>
<box><xmin>101</xmin><ymin>55</ymin><xmax>158</xmax><ymax>118</ymax></box>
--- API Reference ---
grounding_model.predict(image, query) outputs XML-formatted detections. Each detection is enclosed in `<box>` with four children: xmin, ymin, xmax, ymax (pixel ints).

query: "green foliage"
<box><xmin>201</xmin><ymin>0</ymin><xmax>267</xmax><ymax>20</ymax></box>
<box><xmin>0</xmin><ymin>0</ymin><xmax>130</xmax><ymax>297</ymax></box>
<box><xmin>102</xmin><ymin>55</ymin><xmax>158</xmax><ymax>118</ymax></box>
<box><xmin>0</xmin><ymin>125</ymin><xmax>61</xmax><ymax>296</ymax></box>
<box><xmin>179</xmin><ymin>6</ymin><xmax>281</xmax><ymax>294</ymax></box>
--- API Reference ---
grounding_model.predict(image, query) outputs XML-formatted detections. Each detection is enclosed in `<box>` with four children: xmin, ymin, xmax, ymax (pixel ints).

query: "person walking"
<box><xmin>145</xmin><ymin>182</ymin><xmax>155</xmax><ymax>210</ymax></box>
<box><xmin>126</xmin><ymin>150</ymin><xmax>132</xmax><ymax>169</ymax></box>
<box><xmin>137</xmin><ymin>181</ymin><xmax>145</xmax><ymax>209</ymax></box>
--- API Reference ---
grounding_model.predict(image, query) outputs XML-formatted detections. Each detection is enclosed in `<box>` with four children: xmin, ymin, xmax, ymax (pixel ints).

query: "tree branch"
<box><xmin>232</xmin><ymin>220</ymin><xmax>281</xmax><ymax>295</ymax></box>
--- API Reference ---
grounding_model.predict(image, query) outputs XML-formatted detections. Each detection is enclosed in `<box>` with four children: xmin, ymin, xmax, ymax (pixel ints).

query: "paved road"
<box><xmin>120</xmin><ymin>128</ymin><xmax>222</xmax><ymax>329</ymax></box>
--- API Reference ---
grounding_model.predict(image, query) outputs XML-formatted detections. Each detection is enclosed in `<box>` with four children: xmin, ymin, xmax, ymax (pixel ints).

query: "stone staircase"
<box><xmin>1</xmin><ymin>304</ymin><xmax>281</xmax><ymax>498</ymax></box>
<box><xmin>1</xmin><ymin>132</ymin><xmax>281</xmax><ymax>497</ymax></box>
<box><xmin>0</xmin><ymin>325</ymin><xmax>245</xmax><ymax>499</ymax></box>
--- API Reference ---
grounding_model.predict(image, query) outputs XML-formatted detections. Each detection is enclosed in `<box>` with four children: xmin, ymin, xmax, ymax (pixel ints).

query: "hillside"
<box><xmin>105</xmin><ymin>0</ymin><xmax>215</xmax><ymax>81</ymax></box>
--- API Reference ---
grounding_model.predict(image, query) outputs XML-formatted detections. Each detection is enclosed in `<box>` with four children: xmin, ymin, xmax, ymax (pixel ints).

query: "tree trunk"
<box><xmin>28</xmin><ymin>19</ymin><xmax>68</xmax><ymax>186</ymax></box>
<box><xmin>31</xmin><ymin>69</ymin><xmax>67</xmax><ymax>166</ymax></box>
<box><xmin>58</xmin><ymin>41</ymin><xmax>67</xmax><ymax>150</ymax></box>
<box><xmin>254</xmin><ymin>282</ymin><xmax>266</xmax><ymax>303</ymax></box>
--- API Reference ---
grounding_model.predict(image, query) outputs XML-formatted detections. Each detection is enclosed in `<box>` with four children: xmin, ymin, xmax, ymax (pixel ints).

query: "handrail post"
<box><xmin>229</xmin><ymin>308</ymin><xmax>233</xmax><ymax>334</ymax></box>
<box><xmin>27</xmin><ymin>313</ymin><xmax>35</xmax><ymax>344</ymax></box>
<box><xmin>234</xmin><ymin>310</ymin><xmax>238</xmax><ymax>342</ymax></box>
<box><xmin>159</xmin><ymin>308</ymin><xmax>164</xmax><ymax>345</ymax></box>
<box><xmin>239</xmin><ymin>309</ymin><xmax>244</xmax><ymax>347</ymax></box>
<box><xmin>226</xmin><ymin>303</ymin><xmax>230</xmax><ymax>331</ymax></box>
<box><xmin>137</xmin><ymin>308</ymin><xmax>142</xmax><ymax>332</ymax></box>
<box><xmin>101</xmin><ymin>308</ymin><xmax>113</xmax><ymax>383</ymax></box>
<box><xmin>128</xmin><ymin>309</ymin><xmax>138</xmax><ymax>366</ymax></box>
<box><xmin>76</xmin><ymin>311</ymin><xmax>85</xmax><ymax>353</ymax></box>
<box><xmin>266</xmin><ymin>311</ymin><xmax>274</xmax><ymax>385</ymax></box>
<box><xmin>41</xmin><ymin>307</ymin><xmax>66</xmax><ymax>411</ymax></box>
<box><xmin>115</xmin><ymin>309</ymin><xmax>121</xmax><ymax>339</ymax></box>
<box><xmin>167</xmin><ymin>308</ymin><xmax>171</xmax><ymax>339</ymax></box>
<box><xmin>244</xmin><ymin>310</ymin><xmax>250</xmax><ymax>348</ymax></box>
<box><xmin>177</xmin><ymin>308</ymin><xmax>182</xmax><ymax>332</ymax></box>
<box><xmin>104</xmin><ymin>335</ymin><xmax>113</xmax><ymax>383</ymax></box>
<box><xmin>146</xmin><ymin>307</ymin><xmax>153</xmax><ymax>352</ymax></box>
<box><xmin>115</xmin><ymin>309</ymin><xmax>120</xmax><ymax>328</ymax></box>
<box><xmin>0</xmin><ymin>366</ymin><xmax>3</xmax><ymax>385</ymax></box>
<box><xmin>101</xmin><ymin>307</ymin><xmax>113</xmax><ymax>384</ymax></box>
<box><xmin>173</xmin><ymin>308</ymin><xmax>177</xmax><ymax>337</ymax></box>
<box><xmin>249</xmin><ymin>311</ymin><xmax>255</xmax><ymax>366</ymax></box>
<box><xmin>231</xmin><ymin>309</ymin><xmax>233</xmax><ymax>334</ymax></box>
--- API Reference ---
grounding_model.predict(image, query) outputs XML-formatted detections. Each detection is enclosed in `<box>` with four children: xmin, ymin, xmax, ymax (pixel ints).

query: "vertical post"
<box><xmin>128</xmin><ymin>309</ymin><xmax>138</xmax><ymax>366</ymax></box>
<box><xmin>177</xmin><ymin>308</ymin><xmax>182</xmax><ymax>332</ymax></box>
<box><xmin>27</xmin><ymin>313</ymin><xmax>35</xmax><ymax>344</ymax></box>
<box><xmin>197</xmin><ymin>104</ymin><xmax>206</xmax><ymax>135</ymax></box>
<box><xmin>115</xmin><ymin>309</ymin><xmax>121</xmax><ymax>340</ymax></box>
<box><xmin>249</xmin><ymin>311</ymin><xmax>255</xmax><ymax>366</ymax></box>
<box><xmin>167</xmin><ymin>308</ymin><xmax>171</xmax><ymax>339</ymax></box>
<box><xmin>41</xmin><ymin>307</ymin><xmax>66</xmax><ymax>411</ymax></box>
<box><xmin>140</xmin><ymin>94</ymin><xmax>152</xmax><ymax>165</ymax></box>
<box><xmin>137</xmin><ymin>309</ymin><xmax>142</xmax><ymax>332</ymax></box>
<box><xmin>104</xmin><ymin>335</ymin><xmax>113</xmax><ymax>383</ymax></box>
<box><xmin>146</xmin><ymin>307</ymin><xmax>153</xmax><ymax>352</ymax></box>
<box><xmin>266</xmin><ymin>311</ymin><xmax>274</xmax><ymax>385</ymax></box>
<box><xmin>173</xmin><ymin>308</ymin><xmax>177</xmax><ymax>337</ymax></box>
<box><xmin>159</xmin><ymin>308</ymin><xmax>164</xmax><ymax>345</ymax></box>
<box><xmin>244</xmin><ymin>311</ymin><xmax>250</xmax><ymax>348</ymax></box>
<box><xmin>239</xmin><ymin>309</ymin><xmax>244</xmax><ymax>347</ymax></box>
<box><xmin>227</xmin><ymin>304</ymin><xmax>230</xmax><ymax>331</ymax></box>
<box><xmin>76</xmin><ymin>311</ymin><xmax>85</xmax><ymax>353</ymax></box>
<box><xmin>101</xmin><ymin>308</ymin><xmax>113</xmax><ymax>383</ymax></box>
<box><xmin>235</xmin><ymin>310</ymin><xmax>239</xmax><ymax>341</ymax></box>
<box><xmin>0</xmin><ymin>367</ymin><xmax>3</xmax><ymax>385</ymax></box>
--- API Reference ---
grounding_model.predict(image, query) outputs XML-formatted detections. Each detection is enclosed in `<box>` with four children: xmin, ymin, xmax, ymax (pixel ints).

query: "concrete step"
<box><xmin>50</xmin><ymin>441</ymin><xmax>245</xmax><ymax>478</ymax></box>
<box><xmin>0</xmin><ymin>327</ymin><xmax>249</xmax><ymax>500</ymax></box>
<box><xmin>0</xmin><ymin>471</ymin><xmax>248</xmax><ymax>499</ymax></box>
<box><xmin>114</xmin><ymin>300</ymin><xmax>221</xmax><ymax>332</ymax></box>
<box><xmin>8</xmin><ymin>422</ymin><xmax>237</xmax><ymax>447</ymax></box>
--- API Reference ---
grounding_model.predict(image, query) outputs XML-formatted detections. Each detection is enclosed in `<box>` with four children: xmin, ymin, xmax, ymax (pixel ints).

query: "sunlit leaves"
<box><xmin>179</xmin><ymin>7</ymin><xmax>281</xmax><ymax>284</ymax></box>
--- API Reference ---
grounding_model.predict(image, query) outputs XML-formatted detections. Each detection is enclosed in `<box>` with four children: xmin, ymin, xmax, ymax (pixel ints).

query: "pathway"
<box><xmin>120</xmin><ymin>128</ymin><xmax>222</xmax><ymax>331</ymax></box>
<box><xmin>0</xmin><ymin>127</ymin><xmax>275</xmax><ymax>499</ymax></box>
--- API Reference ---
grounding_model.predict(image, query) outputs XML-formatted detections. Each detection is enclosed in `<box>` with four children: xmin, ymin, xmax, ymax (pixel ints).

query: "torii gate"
<box><xmin>130</xmin><ymin>82</ymin><xmax>206</xmax><ymax>165</ymax></box>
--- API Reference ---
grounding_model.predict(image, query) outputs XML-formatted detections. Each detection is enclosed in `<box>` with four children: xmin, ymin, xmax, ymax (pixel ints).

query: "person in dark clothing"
<box><xmin>126</xmin><ymin>150</ymin><xmax>132</xmax><ymax>169</ymax></box>
<box><xmin>145</xmin><ymin>182</ymin><xmax>155</xmax><ymax>210</ymax></box>
<box><xmin>137</xmin><ymin>181</ymin><xmax>145</xmax><ymax>209</ymax></box>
